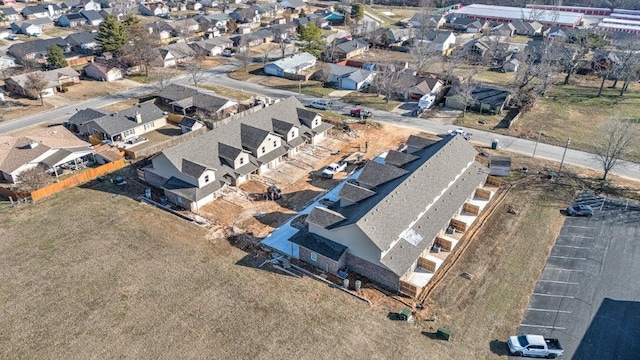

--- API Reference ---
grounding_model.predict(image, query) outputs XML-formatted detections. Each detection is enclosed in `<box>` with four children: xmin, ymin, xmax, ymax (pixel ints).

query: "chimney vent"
<box><xmin>135</xmin><ymin>111</ymin><xmax>142</xmax><ymax>123</ymax></box>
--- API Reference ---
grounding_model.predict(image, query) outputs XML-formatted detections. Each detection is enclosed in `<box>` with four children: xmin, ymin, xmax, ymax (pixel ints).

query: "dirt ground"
<box><xmin>198</xmin><ymin>123</ymin><xmax>422</xmax><ymax>236</ymax></box>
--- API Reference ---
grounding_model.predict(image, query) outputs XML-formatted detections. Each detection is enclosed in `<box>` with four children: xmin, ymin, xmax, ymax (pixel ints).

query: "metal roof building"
<box><xmin>454</xmin><ymin>4</ymin><xmax>583</xmax><ymax>28</ymax></box>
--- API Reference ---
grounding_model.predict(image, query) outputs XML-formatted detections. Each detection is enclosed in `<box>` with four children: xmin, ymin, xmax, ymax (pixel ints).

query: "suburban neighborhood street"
<box><xmin>3</xmin><ymin>64</ymin><xmax>640</xmax><ymax>181</ymax></box>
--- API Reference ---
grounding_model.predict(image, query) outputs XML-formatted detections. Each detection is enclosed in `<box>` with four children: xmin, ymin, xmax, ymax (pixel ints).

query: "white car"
<box><xmin>222</xmin><ymin>49</ymin><xmax>235</xmax><ymax>57</ymax></box>
<box><xmin>308</xmin><ymin>100</ymin><xmax>333</xmax><ymax>110</ymax></box>
<box><xmin>448</xmin><ymin>128</ymin><xmax>472</xmax><ymax>140</ymax></box>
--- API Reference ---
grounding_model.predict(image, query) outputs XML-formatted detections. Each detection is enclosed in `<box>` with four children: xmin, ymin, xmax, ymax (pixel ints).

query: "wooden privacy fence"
<box><xmin>30</xmin><ymin>159</ymin><xmax>126</xmax><ymax>202</ymax></box>
<box><xmin>123</xmin><ymin>126</ymin><xmax>207</xmax><ymax>159</ymax></box>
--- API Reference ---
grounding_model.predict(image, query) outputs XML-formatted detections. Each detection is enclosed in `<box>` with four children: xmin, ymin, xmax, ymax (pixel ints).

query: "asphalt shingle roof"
<box><xmin>85</xmin><ymin>102</ymin><xmax>164</xmax><ymax>137</ymax></box>
<box><xmin>289</xmin><ymin>231</ymin><xmax>348</xmax><ymax>262</ymax></box>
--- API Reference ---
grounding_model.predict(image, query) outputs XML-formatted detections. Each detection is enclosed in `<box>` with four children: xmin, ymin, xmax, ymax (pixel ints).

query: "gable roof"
<box><xmin>8</xmin><ymin>68</ymin><xmax>80</xmax><ymax>89</ymax></box>
<box><xmin>8</xmin><ymin>37</ymin><xmax>68</xmax><ymax>58</ymax></box>
<box><xmin>83</xmin><ymin>102</ymin><xmax>165</xmax><ymax>136</ymax></box>
<box><xmin>266</xmin><ymin>52</ymin><xmax>316</xmax><ymax>71</ymax></box>
<box><xmin>67</xmin><ymin>108</ymin><xmax>111</xmax><ymax>126</ymax></box>
<box><xmin>357</xmin><ymin>160</ymin><xmax>409</xmax><ymax>189</ymax></box>
<box><xmin>289</xmin><ymin>231</ymin><xmax>348</xmax><ymax>262</ymax></box>
<box><xmin>405</xmin><ymin>135</ymin><xmax>438</xmax><ymax>150</ymax></box>
<box><xmin>326</xmin><ymin>63</ymin><xmax>360</xmax><ymax>77</ymax></box>
<box><xmin>384</xmin><ymin>150</ymin><xmax>419</xmax><ymax>167</ymax></box>
<box><xmin>80</xmin><ymin>9</ymin><xmax>103</xmax><ymax>21</ymax></box>
<box><xmin>65</xmin><ymin>30</ymin><xmax>98</xmax><ymax>46</ymax></box>
<box><xmin>335</xmin><ymin>38</ymin><xmax>370</xmax><ymax>54</ymax></box>
<box><xmin>338</xmin><ymin>182</ymin><xmax>376</xmax><ymax>204</ymax></box>
<box><xmin>157</xmin><ymin>83</ymin><xmax>200</xmax><ymax>102</ymax></box>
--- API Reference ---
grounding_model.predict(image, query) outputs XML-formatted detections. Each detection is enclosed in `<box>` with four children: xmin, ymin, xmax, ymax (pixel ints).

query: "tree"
<box><xmin>299</xmin><ymin>8</ymin><xmax>306</xmax><ymax>17</ymax></box>
<box><xmin>351</xmin><ymin>3</ymin><xmax>364</xmax><ymax>23</ymax></box>
<box><xmin>270</xmin><ymin>27</ymin><xmax>288</xmax><ymax>58</ymax></box>
<box><xmin>556</xmin><ymin>29</ymin><xmax>604</xmax><ymax>85</ymax></box>
<box><xmin>227</xmin><ymin>19</ymin><xmax>238</xmax><ymax>34</ymax></box>
<box><xmin>122</xmin><ymin>20</ymin><xmax>160</xmax><ymax>76</ymax></box>
<box><xmin>612</xmin><ymin>40</ymin><xmax>640</xmax><ymax>96</ymax></box>
<box><xmin>453</xmin><ymin>75</ymin><xmax>477</xmax><ymax>117</ymax></box>
<box><xmin>236</xmin><ymin>38</ymin><xmax>251</xmax><ymax>71</ymax></box>
<box><xmin>409</xmin><ymin>41</ymin><xmax>440</xmax><ymax>75</ymax></box>
<box><xmin>593</xmin><ymin>117</ymin><xmax>639</xmax><ymax>180</ymax></box>
<box><xmin>18</xmin><ymin>165</ymin><xmax>50</xmax><ymax>192</ymax></box>
<box><xmin>122</xmin><ymin>13</ymin><xmax>140</xmax><ymax>28</ymax></box>
<box><xmin>46</xmin><ymin>45</ymin><xmax>67</xmax><ymax>69</ymax></box>
<box><xmin>96</xmin><ymin>15</ymin><xmax>129</xmax><ymax>55</ymax></box>
<box><xmin>298</xmin><ymin>23</ymin><xmax>324</xmax><ymax>57</ymax></box>
<box><xmin>511</xmin><ymin>42</ymin><xmax>558</xmax><ymax>112</ymax></box>
<box><xmin>25</xmin><ymin>72</ymin><xmax>49</xmax><ymax>107</ymax></box>
<box><xmin>153</xmin><ymin>68</ymin><xmax>178</xmax><ymax>90</ymax></box>
<box><xmin>187</xmin><ymin>56</ymin><xmax>205</xmax><ymax>85</ymax></box>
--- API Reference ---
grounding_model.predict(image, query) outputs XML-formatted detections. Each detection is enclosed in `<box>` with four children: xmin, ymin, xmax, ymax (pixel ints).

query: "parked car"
<box><xmin>448</xmin><ymin>128</ymin><xmax>472</xmax><ymax>140</ymax></box>
<box><xmin>350</xmin><ymin>107</ymin><xmax>372</xmax><ymax>119</ymax></box>
<box><xmin>566</xmin><ymin>204</ymin><xmax>593</xmax><ymax>217</ymax></box>
<box><xmin>322</xmin><ymin>162</ymin><xmax>347</xmax><ymax>179</ymax></box>
<box><xmin>222</xmin><ymin>48</ymin><xmax>235</xmax><ymax>57</ymax></box>
<box><xmin>508</xmin><ymin>334</ymin><xmax>564</xmax><ymax>358</ymax></box>
<box><xmin>308</xmin><ymin>99</ymin><xmax>333</xmax><ymax>110</ymax></box>
<box><xmin>7</xmin><ymin>34</ymin><xmax>18</xmax><ymax>41</ymax></box>
<box><xmin>322</xmin><ymin>25</ymin><xmax>333</xmax><ymax>30</ymax></box>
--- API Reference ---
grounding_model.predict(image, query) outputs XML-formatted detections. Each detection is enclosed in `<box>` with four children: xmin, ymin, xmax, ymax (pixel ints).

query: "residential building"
<box><xmin>419</xmin><ymin>30</ymin><xmax>456</xmax><ymax>56</ymax></box>
<box><xmin>156</xmin><ymin>84</ymin><xmax>238</xmax><ymax>119</ymax></box>
<box><xmin>141</xmin><ymin>97</ymin><xmax>332</xmax><ymax>211</ymax></box>
<box><xmin>445</xmin><ymin>83</ymin><xmax>510</xmax><ymax>114</ymax></box>
<box><xmin>5</xmin><ymin>67</ymin><xmax>80</xmax><ymax>98</ymax></box>
<box><xmin>139</xmin><ymin>2</ymin><xmax>169</xmax><ymax>17</ymax></box>
<box><xmin>22</xmin><ymin>4</ymin><xmax>61</xmax><ymax>19</ymax></box>
<box><xmin>8</xmin><ymin>37</ymin><xmax>68</xmax><ymax>61</ymax></box>
<box><xmin>155</xmin><ymin>42</ymin><xmax>196</xmax><ymax>67</ymax></box>
<box><xmin>510</xmin><ymin>20</ymin><xmax>543</xmax><ymax>36</ymax></box>
<box><xmin>0</xmin><ymin>6</ymin><xmax>20</xmax><ymax>22</ymax></box>
<box><xmin>56</xmin><ymin>12</ymin><xmax>86</xmax><ymax>27</ymax></box>
<box><xmin>80</xmin><ymin>9</ymin><xmax>103</xmax><ymax>26</ymax></box>
<box><xmin>0</xmin><ymin>125</ymin><xmax>93</xmax><ymax>183</ymax></box>
<box><xmin>11</xmin><ymin>18</ymin><xmax>55</xmax><ymax>36</ymax></box>
<box><xmin>189</xmin><ymin>37</ymin><xmax>233</xmax><ymax>56</ymax></box>
<box><xmin>264</xmin><ymin>52</ymin><xmax>316</xmax><ymax>78</ymax></box>
<box><xmin>281</xmin><ymin>0</ymin><xmax>304</xmax><ymax>12</ymax></box>
<box><xmin>84</xmin><ymin>58</ymin><xmax>126</xmax><ymax>81</ymax></box>
<box><xmin>61</xmin><ymin>0</ymin><xmax>102</xmax><ymax>12</ymax></box>
<box><xmin>403</xmin><ymin>75</ymin><xmax>443</xmax><ymax>100</ymax></box>
<box><xmin>369</xmin><ymin>27</ymin><xmax>413</xmax><ymax>48</ymax></box>
<box><xmin>263</xmin><ymin>135</ymin><xmax>495</xmax><ymax>296</ymax></box>
<box><xmin>231</xmin><ymin>28</ymin><xmax>274</xmax><ymax>48</ymax></box>
<box><xmin>410</xmin><ymin>13</ymin><xmax>445</xmax><ymax>29</ymax></box>
<box><xmin>0</xmin><ymin>55</ymin><xmax>17</xmax><ymax>69</ymax></box>
<box><xmin>333</xmin><ymin>38</ymin><xmax>370</xmax><ymax>60</ymax></box>
<box><xmin>65</xmin><ymin>30</ymin><xmax>98</xmax><ymax>53</ymax></box>
<box><xmin>325</xmin><ymin>64</ymin><xmax>374</xmax><ymax>91</ymax></box>
<box><xmin>489</xmin><ymin>23</ymin><xmax>516</xmax><ymax>37</ymax></box>
<box><xmin>66</xmin><ymin>102</ymin><xmax>167</xmax><ymax>142</ymax></box>
<box><xmin>230</xmin><ymin>6</ymin><xmax>260</xmax><ymax>24</ymax></box>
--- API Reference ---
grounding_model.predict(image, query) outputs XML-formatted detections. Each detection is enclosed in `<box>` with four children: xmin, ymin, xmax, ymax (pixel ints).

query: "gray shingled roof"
<box><xmin>338</xmin><ymin>182</ymin><xmax>376</xmax><ymax>204</ymax></box>
<box><xmin>86</xmin><ymin>102</ymin><xmax>164</xmax><ymax>137</ymax></box>
<box><xmin>271</xmin><ymin>118</ymin><xmax>294</xmax><ymax>135</ymax></box>
<box><xmin>289</xmin><ymin>232</ymin><xmax>348</xmax><ymax>262</ymax></box>
<box><xmin>265</xmin><ymin>52</ymin><xmax>316</xmax><ymax>72</ymax></box>
<box><xmin>307</xmin><ymin>206</ymin><xmax>346</xmax><ymax>228</ymax></box>
<box><xmin>163</xmin><ymin>176</ymin><xmax>222</xmax><ymax>202</ymax></box>
<box><xmin>384</xmin><ymin>150</ymin><xmax>419</xmax><ymax>167</ymax></box>
<box><xmin>8</xmin><ymin>37</ymin><xmax>68</xmax><ymax>58</ymax></box>
<box><xmin>67</xmin><ymin>108</ymin><xmax>111</xmax><ymax>126</ymax></box>
<box><xmin>182</xmin><ymin>158</ymin><xmax>209</xmax><ymax>178</ymax></box>
<box><xmin>157</xmin><ymin>83</ymin><xmax>199</xmax><ymax>102</ymax></box>
<box><xmin>240</xmin><ymin>123</ymin><xmax>271</xmax><ymax>151</ymax></box>
<box><xmin>335</xmin><ymin>38</ymin><xmax>369</xmax><ymax>54</ymax></box>
<box><xmin>65</xmin><ymin>31</ymin><xmax>98</xmax><ymax>46</ymax></box>
<box><xmin>357</xmin><ymin>161</ymin><xmax>409</xmax><ymax>189</ymax></box>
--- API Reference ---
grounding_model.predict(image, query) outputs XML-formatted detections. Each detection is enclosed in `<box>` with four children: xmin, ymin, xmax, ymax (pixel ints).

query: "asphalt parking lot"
<box><xmin>511</xmin><ymin>191</ymin><xmax>640</xmax><ymax>359</ymax></box>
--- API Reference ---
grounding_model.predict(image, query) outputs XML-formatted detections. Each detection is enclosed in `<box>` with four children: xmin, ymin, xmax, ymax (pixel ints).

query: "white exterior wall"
<box><xmin>150</xmin><ymin>154</ymin><xmax>199</xmax><ymax>187</ymax></box>
<box><xmin>196</xmin><ymin>169</ymin><xmax>217</xmax><ymax>187</ymax></box>
<box><xmin>234</xmin><ymin>152</ymin><xmax>250</xmax><ymax>169</ymax></box>
<box><xmin>254</xmin><ymin>134</ymin><xmax>282</xmax><ymax>158</ymax></box>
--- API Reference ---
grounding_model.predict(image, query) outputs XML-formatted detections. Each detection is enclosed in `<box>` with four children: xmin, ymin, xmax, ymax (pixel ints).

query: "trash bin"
<box><xmin>491</xmin><ymin>139</ymin><xmax>499</xmax><ymax>150</ymax></box>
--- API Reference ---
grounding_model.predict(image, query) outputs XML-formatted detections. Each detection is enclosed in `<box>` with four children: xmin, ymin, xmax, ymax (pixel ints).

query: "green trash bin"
<box><xmin>491</xmin><ymin>139</ymin><xmax>499</xmax><ymax>150</ymax></box>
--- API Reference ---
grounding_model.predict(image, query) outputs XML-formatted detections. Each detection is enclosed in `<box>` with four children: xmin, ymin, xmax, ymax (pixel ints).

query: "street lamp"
<box><xmin>532</xmin><ymin>127</ymin><xmax>544</xmax><ymax>158</ymax></box>
<box><xmin>553</xmin><ymin>138</ymin><xmax>571</xmax><ymax>191</ymax></box>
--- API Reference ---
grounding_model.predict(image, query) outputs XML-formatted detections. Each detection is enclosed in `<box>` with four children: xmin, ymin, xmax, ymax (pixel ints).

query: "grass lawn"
<box><xmin>127</xmin><ymin>74</ymin><xmax>152</xmax><ymax>84</ymax></box>
<box><xmin>341</xmin><ymin>92</ymin><xmax>402</xmax><ymax>112</ymax></box>
<box><xmin>227</xmin><ymin>64</ymin><xmax>264</xmax><ymax>81</ymax></box>
<box><xmin>258</xmin><ymin>77</ymin><xmax>334</xmax><ymax>97</ymax></box>
<box><xmin>197</xmin><ymin>84</ymin><xmax>254</xmax><ymax>101</ymax></box>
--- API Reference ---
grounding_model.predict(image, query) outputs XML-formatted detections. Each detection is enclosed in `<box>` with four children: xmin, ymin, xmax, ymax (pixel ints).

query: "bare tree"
<box><xmin>18</xmin><ymin>165</ymin><xmax>50</xmax><ymax>191</ymax></box>
<box><xmin>236</xmin><ymin>38</ymin><xmax>251</xmax><ymax>71</ymax></box>
<box><xmin>25</xmin><ymin>72</ymin><xmax>49</xmax><ymax>107</ymax></box>
<box><xmin>186</xmin><ymin>57</ymin><xmax>205</xmax><ymax>85</ymax></box>
<box><xmin>612</xmin><ymin>40</ymin><xmax>640</xmax><ymax>96</ymax></box>
<box><xmin>153</xmin><ymin>68</ymin><xmax>178</xmax><ymax>90</ymax></box>
<box><xmin>270</xmin><ymin>27</ymin><xmax>288</xmax><ymax>58</ymax></box>
<box><xmin>511</xmin><ymin>42</ymin><xmax>558</xmax><ymax>112</ymax></box>
<box><xmin>453</xmin><ymin>74</ymin><xmax>476</xmax><ymax>117</ymax></box>
<box><xmin>410</xmin><ymin>41</ymin><xmax>440</xmax><ymax>75</ymax></box>
<box><xmin>262</xmin><ymin>42</ymin><xmax>278</xmax><ymax>63</ymax></box>
<box><xmin>593</xmin><ymin>117</ymin><xmax>639</xmax><ymax>180</ymax></box>
<box><xmin>122</xmin><ymin>22</ymin><xmax>161</xmax><ymax>77</ymax></box>
<box><xmin>314</xmin><ymin>63</ymin><xmax>332</xmax><ymax>86</ymax></box>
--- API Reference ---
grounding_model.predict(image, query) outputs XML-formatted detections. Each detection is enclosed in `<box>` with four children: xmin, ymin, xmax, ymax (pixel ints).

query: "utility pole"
<box><xmin>553</xmin><ymin>138</ymin><xmax>571</xmax><ymax>191</ymax></box>
<box><xmin>532</xmin><ymin>128</ymin><xmax>543</xmax><ymax>158</ymax></box>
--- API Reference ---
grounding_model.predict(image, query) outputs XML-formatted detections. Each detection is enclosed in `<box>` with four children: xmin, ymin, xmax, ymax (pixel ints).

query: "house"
<box><xmin>334</xmin><ymin>38</ymin><xmax>369</xmax><ymax>60</ymax></box>
<box><xmin>264</xmin><ymin>52</ymin><xmax>316</xmax><ymax>77</ymax></box>
<box><xmin>325</xmin><ymin>64</ymin><xmax>374</xmax><ymax>91</ymax></box>
<box><xmin>67</xmin><ymin>102</ymin><xmax>167</xmax><ymax>142</ymax></box>
<box><xmin>179</xmin><ymin>117</ymin><xmax>204</xmax><ymax>133</ymax></box>
<box><xmin>189</xmin><ymin>37</ymin><xmax>233</xmax><ymax>56</ymax></box>
<box><xmin>369</xmin><ymin>27</ymin><xmax>413</xmax><ymax>48</ymax></box>
<box><xmin>0</xmin><ymin>0</ymin><xmax>16</xmax><ymax>5</ymax></box>
<box><xmin>547</xmin><ymin>27</ymin><xmax>567</xmax><ymax>41</ymax></box>
<box><xmin>263</xmin><ymin>135</ymin><xmax>494</xmax><ymax>296</ymax></box>
<box><xmin>194</xmin><ymin>13</ymin><xmax>230</xmax><ymax>28</ymax></box>
<box><xmin>56</xmin><ymin>12</ymin><xmax>86</xmax><ymax>27</ymax></box>
<box><xmin>61</xmin><ymin>0</ymin><xmax>101</xmax><ymax>12</ymax></box>
<box><xmin>186</xmin><ymin>1</ymin><xmax>202</xmax><ymax>11</ymax></box>
<box><xmin>502</xmin><ymin>58</ymin><xmax>520</xmax><ymax>72</ymax></box>
<box><xmin>591</xmin><ymin>50</ymin><xmax>619</xmax><ymax>72</ymax></box>
<box><xmin>419</xmin><ymin>30</ymin><xmax>456</xmax><ymax>56</ymax></box>
<box><xmin>141</xmin><ymin>97</ymin><xmax>332</xmax><ymax>211</ymax></box>
<box><xmin>11</xmin><ymin>18</ymin><xmax>55</xmax><ymax>36</ymax></box>
<box><xmin>174</xmin><ymin>17</ymin><xmax>200</xmax><ymax>36</ymax></box>
<box><xmin>156</xmin><ymin>84</ymin><xmax>238</xmax><ymax>119</ymax></box>
<box><xmin>0</xmin><ymin>88</ymin><xmax>4</xmax><ymax>102</ymax></box>
<box><xmin>445</xmin><ymin>83</ymin><xmax>510</xmax><ymax>114</ymax></box>
<box><xmin>0</xmin><ymin>55</ymin><xmax>17</xmax><ymax>69</ymax></box>
<box><xmin>403</xmin><ymin>75</ymin><xmax>443</xmax><ymax>100</ymax></box>
<box><xmin>0</xmin><ymin>125</ymin><xmax>94</xmax><ymax>183</ymax></box>
<box><xmin>0</xmin><ymin>6</ymin><xmax>20</xmax><ymax>22</ymax></box>
<box><xmin>80</xmin><ymin>10</ymin><xmax>103</xmax><ymax>26</ymax></box>
<box><xmin>5</xmin><ymin>67</ymin><xmax>80</xmax><ymax>98</ymax></box>
<box><xmin>230</xmin><ymin>7</ymin><xmax>260</xmax><ymax>24</ymax></box>
<box><xmin>231</xmin><ymin>28</ymin><xmax>274</xmax><ymax>47</ymax></box>
<box><xmin>8</xmin><ymin>37</ymin><xmax>68</xmax><ymax>61</ymax></box>
<box><xmin>510</xmin><ymin>20</ymin><xmax>543</xmax><ymax>36</ymax></box>
<box><xmin>489</xmin><ymin>23</ymin><xmax>516</xmax><ymax>37</ymax></box>
<box><xmin>409</xmin><ymin>13</ymin><xmax>445</xmax><ymax>29</ymax></box>
<box><xmin>155</xmin><ymin>42</ymin><xmax>196</xmax><ymax>67</ymax></box>
<box><xmin>138</xmin><ymin>2</ymin><xmax>169</xmax><ymax>17</ymax></box>
<box><xmin>449</xmin><ymin>17</ymin><xmax>485</xmax><ymax>33</ymax></box>
<box><xmin>22</xmin><ymin>4</ymin><xmax>61</xmax><ymax>19</ymax></box>
<box><xmin>65</xmin><ymin>30</ymin><xmax>98</xmax><ymax>53</ymax></box>
<box><xmin>281</xmin><ymin>0</ymin><xmax>304</xmax><ymax>12</ymax></box>
<box><xmin>84</xmin><ymin>58</ymin><xmax>126</xmax><ymax>81</ymax></box>
<box><xmin>149</xmin><ymin>21</ymin><xmax>176</xmax><ymax>40</ymax></box>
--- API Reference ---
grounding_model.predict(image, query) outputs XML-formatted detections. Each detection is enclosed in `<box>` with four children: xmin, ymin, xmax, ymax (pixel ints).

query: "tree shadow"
<box><xmin>421</xmin><ymin>331</ymin><xmax>448</xmax><ymax>341</ymax></box>
<box><xmin>489</xmin><ymin>339</ymin><xmax>511</xmax><ymax>356</ymax></box>
<box><xmin>234</xmin><ymin>253</ymin><xmax>300</xmax><ymax>277</ymax></box>
<box><xmin>253</xmin><ymin>210</ymin><xmax>296</xmax><ymax>228</ymax></box>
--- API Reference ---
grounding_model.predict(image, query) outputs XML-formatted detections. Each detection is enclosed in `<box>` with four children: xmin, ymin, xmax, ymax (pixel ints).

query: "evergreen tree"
<box><xmin>46</xmin><ymin>45</ymin><xmax>67</xmax><ymax>69</ymax></box>
<box><xmin>96</xmin><ymin>16</ymin><xmax>129</xmax><ymax>55</ymax></box>
<box><xmin>122</xmin><ymin>14</ymin><xmax>140</xmax><ymax>28</ymax></box>
<box><xmin>351</xmin><ymin>4</ymin><xmax>364</xmax><ymax>23</ymax></box>
<box><xmin>299</xmin><ymin>23</ymin><xmax>322</xmax><ymax>43</ymax></box>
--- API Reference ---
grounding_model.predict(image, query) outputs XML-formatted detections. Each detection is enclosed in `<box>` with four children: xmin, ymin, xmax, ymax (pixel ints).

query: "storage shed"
<box><xmin>489</xmin><ymin>156</ymin><xmax>511</xmax><ymax>176</ymax></box>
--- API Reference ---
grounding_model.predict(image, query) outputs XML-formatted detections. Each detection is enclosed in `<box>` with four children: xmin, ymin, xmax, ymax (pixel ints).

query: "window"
<box><xmin>290</xmin><ymin>130</ymin><xmax>296</xmax><ymax>138</ymax></box>
<box><xmin>273</xmin><ymin>140</ymin><xmax>277</xmax><ymax>147</ymax></box>
<box><xmin>310</xmin><ymin>252</ymin><xmax>318</xmax><ymax>262</ymax></box>
<box><xmin>204</xmin><ymin>175</ymin><xmax>209</xmax><ymax>183</ymax></box>
<box><xmin>239</xmin><ymin>157</ymin><xmax>244</xmax><ymax>165</ymax></box>
<box><xmin>143</xmin><ymin>121</ymin><xmax>154</xmax><ymax>130</ymax></box>
<box><xmin>261</xmin><ymin>146</ymin><xmax>266</xmax><ymax>154</ymax></box>
<box><xmin>314</xmin><ymin>119</ymin><xmax>318</xmax><ymax>126</ymax></box>
<box><xmin>123</xmin><ymin>129</ymin><xmax>135</xmax><ymax>137</ymax></box>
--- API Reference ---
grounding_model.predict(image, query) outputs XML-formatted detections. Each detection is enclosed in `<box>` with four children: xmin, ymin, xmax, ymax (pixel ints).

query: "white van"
<box><xmin>308</xmin><ymin>100</ymin><xmax>333</xmax><ymax>110</ymax></box>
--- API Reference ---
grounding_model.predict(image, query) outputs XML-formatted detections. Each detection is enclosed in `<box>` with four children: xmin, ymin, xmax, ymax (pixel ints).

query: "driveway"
<box><xmin>511</xmin><ymin>191</ymin><xmax>640</xmax><ymax>359</ymax></box>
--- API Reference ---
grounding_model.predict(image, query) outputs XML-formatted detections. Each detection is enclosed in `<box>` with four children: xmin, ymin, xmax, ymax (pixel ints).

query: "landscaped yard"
<box><xmin>227</xmin><ymin>64</ymin><xmax>264</xmax><ymax>81</ymax></box>
<box><xmin>197</xmin><ymin>84</ymin><xmax>254</xmax><ymax>101</ymax></box>
<box><xmin>258</xmin><ymin>77</ymin><xmax>334</xmax><ymax>97</ymax></box>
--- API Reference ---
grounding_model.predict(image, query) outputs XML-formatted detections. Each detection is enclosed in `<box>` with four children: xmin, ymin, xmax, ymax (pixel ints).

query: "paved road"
<box><xmin>512</xmin><ymin>191</ymin><xmax>640</xmax><ymax>359</ymax></box>
<box><xmin>3</xmin><ymin>64</ymin><xmax>640</xmax><ymax>181</ymax></box>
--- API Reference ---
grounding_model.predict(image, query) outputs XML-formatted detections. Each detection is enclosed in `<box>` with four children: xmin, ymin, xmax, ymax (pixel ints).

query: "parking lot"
<box><xmin>512</xmin><ymin>191</ymin><xmax>640</xmax><ymax>359</ymax></box>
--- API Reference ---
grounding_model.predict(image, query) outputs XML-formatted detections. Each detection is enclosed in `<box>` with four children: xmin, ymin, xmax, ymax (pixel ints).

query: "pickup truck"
<box><xmin>508</xmin><ymin>334</ymin><xmax>564</xmax><ymax>358</ymax></box>
<box><xmin>322</xmin><ymin>162</ymin><xmax>347</xmax><ymax>179</ymax></box>
<box><xmin>350</xmin><ymin>107</ymin><xmax>373</xmax><ymax>119</ymax></box>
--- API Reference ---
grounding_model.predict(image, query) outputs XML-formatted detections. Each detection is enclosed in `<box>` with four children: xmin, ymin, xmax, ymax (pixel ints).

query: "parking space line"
<box><xmin>545</xmin><ymin>267</ymin><xmax>583</xmax><ymax>272</ymax></box>
<box><xmin>538</xmin><ymin>280</ymin><xmax>579</xmax><ymax>285</ymax></box>
<box><xmin>520</xmin><ymin>324</ymin><xmax>567</xmax><ymax>330</ymax></box>
<box><xmin>533</xmin><ymin>293</ymin><xmax>575</xmax><ymax>298</ymax></box>
<box><xmin>549</xmin><ymin>255</ymin><xmax>587</xmax><ymax>260</ymax></box>
<box><xmin>527</xmin><ymin>308</ymin><xmax>572</xmax><ymax>314</ymax></box>
<box><xmin>557</xmin><ymin>235</ymin><xmax>594</xmax><ymax>239</ymax></box>
<box><xmin>554</xmin><ymin>245</ymin><xmax>590</xmax><ymax>249</ymax></box>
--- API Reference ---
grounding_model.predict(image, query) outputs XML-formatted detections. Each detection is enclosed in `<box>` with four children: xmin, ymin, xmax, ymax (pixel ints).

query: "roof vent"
<box><xmin>28</xmin><ymin>141</ymin><xmax>39</xmax><ymax>149</ymax></box>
